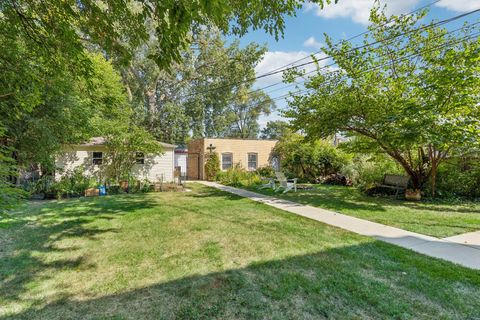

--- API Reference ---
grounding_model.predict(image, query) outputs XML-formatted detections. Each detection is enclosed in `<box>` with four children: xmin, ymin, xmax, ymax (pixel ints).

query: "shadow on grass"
<box><xmin>248</xmin><ymin>184</ymin><xmax>480</xmax><ymax>215</ymax></box>
<box><xmin>3</xmin><ymin>240</ymin><xmax>480</xmax><ymax>320</ymax></box>
<box><xmin>240</xmin><ymin>184</ymin><xmax>388</xmax><ymax>213</ymax></box>
<box><xmin>0</xmin><ymin>194</ymin><xmax>158</xmax><ymax>307</ymax></box>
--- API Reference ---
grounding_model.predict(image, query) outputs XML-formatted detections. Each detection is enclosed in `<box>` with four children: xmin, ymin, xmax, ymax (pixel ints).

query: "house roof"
<box><xmin>79</xmin><ymin>137</ymin><xmax>176</xmax><ymax>148</ymax></box>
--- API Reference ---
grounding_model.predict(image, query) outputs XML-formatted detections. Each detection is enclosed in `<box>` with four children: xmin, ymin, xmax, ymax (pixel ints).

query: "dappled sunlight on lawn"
<box><xmin>247</xmin><ymin>184</ymin><xmax>480</xmax><ymax>238</ymax></box>
<box><xmin>1</xmin><ymin>185</ymin><xmax>480</xmax><ymax>319</ymax></box>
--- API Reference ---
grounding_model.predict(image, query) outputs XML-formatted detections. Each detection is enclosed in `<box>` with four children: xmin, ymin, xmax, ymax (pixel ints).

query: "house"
<box><xmin>187</xmin><ymin>138</ymin><xmax>278</xmax><ymax>180</ymax></box>
<box><xmin>55</xmin><ymin>137</ymin><xmax>176</xmax><ymax>182</ymax></box>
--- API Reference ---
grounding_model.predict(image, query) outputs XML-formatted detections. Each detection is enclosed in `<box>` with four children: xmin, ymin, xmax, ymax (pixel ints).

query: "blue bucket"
<box><xmin>99</xmin><ymin>185</ymin><xmax>106</xmax><ymax>196</ymax></box>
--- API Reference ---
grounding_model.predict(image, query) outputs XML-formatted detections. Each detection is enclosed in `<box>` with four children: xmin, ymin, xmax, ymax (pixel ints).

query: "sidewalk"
<box><xmin>198</xmin><ymin>181</ymin><xmax>480</xmax><ymax>270</ymax></box>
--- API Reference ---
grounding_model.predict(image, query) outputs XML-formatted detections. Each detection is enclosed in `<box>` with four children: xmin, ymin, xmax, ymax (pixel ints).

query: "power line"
<box><xmin>261</xmin><ymin>20</ymin><xmax>480</xmax><ymax>97</ymax></box>
<box><xmin>248</xmin><ymin>30</ymin><xmax>480</xmax><ymax>114</ymax></box>
<box><xmin>265</xmin><ymin>0</ymin><xmax>443</xmax><ymax>74</ymax></box>
<box><xmin>179</xmin><ymin>8</ymin><xmax>480</xmax><ymax>100</ymax></box>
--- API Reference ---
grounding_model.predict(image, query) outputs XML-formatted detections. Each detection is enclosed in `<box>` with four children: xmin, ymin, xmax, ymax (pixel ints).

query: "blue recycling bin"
<box><xmin>99</xmin><ymin>185</ymin><xmax>106</xmax><ymax>196</ymax></box>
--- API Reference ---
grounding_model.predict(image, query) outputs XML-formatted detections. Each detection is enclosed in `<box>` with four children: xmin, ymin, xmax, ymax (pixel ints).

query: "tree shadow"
<box><xmin>244</xmin><ymin>185</ymin><xmax>389</xmax><ymax>213</ymax></box>
<box><xmin>399</xmin><ymin>201</ymin><xmax>480</xmax><ymax>214</ymax></box>
<box><xmin>250</xmin><ymin>184</ymin><xmax>480</xmax><ymax>216</ymax></box>
<box><xmin>3</xmin><ymin>240</ymin><xmax>480</xmax><ymax>320</ymax></box>
<box><xmin>0</xmin><ymin>194</ymin><xmax>158</xmax><ymax>307</ymax></box>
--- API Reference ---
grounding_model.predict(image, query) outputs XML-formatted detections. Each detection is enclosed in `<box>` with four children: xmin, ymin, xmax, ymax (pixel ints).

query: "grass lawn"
<box><xmin>246</xmin><ymin>184</ymin><xmax>480</xmax><ymax>238</ymax></box>
<box><xmin>1</xmin><ymin>184</ymin><xmax>480</xmax><ymax>319</ymax></box>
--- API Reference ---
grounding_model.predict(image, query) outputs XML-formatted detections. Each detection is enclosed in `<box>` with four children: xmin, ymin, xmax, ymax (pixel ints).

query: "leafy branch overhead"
<box><xmin>2</xmin><ymin>0</ymin><xmax>332</xmax><ymax>70</ymax></box>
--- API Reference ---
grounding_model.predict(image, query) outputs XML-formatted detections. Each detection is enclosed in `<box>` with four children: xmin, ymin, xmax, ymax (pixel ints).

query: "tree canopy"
<box><xmin>284</xmin><ymin>6</ymin><xmax>480</xmax><ymax>194</ymax></box>
<box><xmin>124</xmin><ymin>28</ymin><xmax>274</xmax><ymax>143</ymax></box>
<box><xmin>260</xmin><ymin>120</ymin><xmax>291</xmax><ymax>139</ymax></box>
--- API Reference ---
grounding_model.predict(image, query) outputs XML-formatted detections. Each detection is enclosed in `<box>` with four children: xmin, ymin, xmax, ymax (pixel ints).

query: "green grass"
<box><xmin>1</xmin><ymin>184</ymin><xmax>479</xmax><ymax>319</ymax></box>
<box><xmin>246</xmin><ymin>184</ymin><xmax>480</xmax><ymax>238</ymax></box>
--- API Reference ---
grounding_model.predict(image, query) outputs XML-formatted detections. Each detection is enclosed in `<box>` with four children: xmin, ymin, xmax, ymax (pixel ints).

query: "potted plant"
<box><xmin>405</xmin><ymin>189</ymin><xmax>421</xmax><ymax>201</ymax></box>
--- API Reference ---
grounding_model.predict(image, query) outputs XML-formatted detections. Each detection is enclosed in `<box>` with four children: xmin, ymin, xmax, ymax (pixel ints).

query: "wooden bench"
<box><xmin>378</xmin><ymin>174</ymin><xmax>410</xmax><ymax>198</ymax></box>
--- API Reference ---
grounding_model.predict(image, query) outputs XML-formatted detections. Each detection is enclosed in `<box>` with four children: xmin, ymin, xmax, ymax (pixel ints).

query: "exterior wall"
<box><xmin>55</xmin><ymin>146</ymin><xmax>175</xmax><ymax>182</ymax></box>
<box><xmin>55</xmin><ymin>145</ymin><xmax>108</xmax><ymax>181</ymax></box>
<box><xmin>187</xmin><ymin>138</ymin><xmax>278</xmax><ymax>180</ymax></box>
<box><xmin>131</xmin><ymin>149</ymin><xmax>175</xmax><ymax>182</ymax></box>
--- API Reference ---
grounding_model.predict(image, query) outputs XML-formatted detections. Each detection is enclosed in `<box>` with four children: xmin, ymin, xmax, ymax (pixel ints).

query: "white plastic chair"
<box><xmin>275</xmin><ymin>172</ymin><xmax>297</xmax><ymax>193</ymax></box>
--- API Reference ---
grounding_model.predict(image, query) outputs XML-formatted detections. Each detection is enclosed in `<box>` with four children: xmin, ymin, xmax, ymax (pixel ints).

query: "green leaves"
<box><xmin>285</xmin><ymin>4</ymin><xmax>480</xmax><ymax>190</ymax></box>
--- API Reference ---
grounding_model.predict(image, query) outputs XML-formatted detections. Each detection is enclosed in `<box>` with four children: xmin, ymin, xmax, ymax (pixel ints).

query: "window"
<box><xmin>92</xmin><ymin>152</ymin><xmax>103</xmax><ymax>165</ymax></box>
<box><xmin>135</xmin><ymin>152</ymin><xmax>145</xmax><ymax>164</ymax></box>
<box><xmin>248</xmin><ymin>153</ymin><xmax>258</xmax><ymax>170</ymax></box>
<box><xmin>222</xmin><ymin>153</ymin><xmax>233</xmax><ymax>170</ymax></box>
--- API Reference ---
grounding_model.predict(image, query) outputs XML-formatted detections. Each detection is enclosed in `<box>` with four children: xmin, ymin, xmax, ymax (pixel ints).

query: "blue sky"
<box><xmin>231</xmin><ymin>0</ymin><xmax>480</xmax><ymax>128</ymax></box>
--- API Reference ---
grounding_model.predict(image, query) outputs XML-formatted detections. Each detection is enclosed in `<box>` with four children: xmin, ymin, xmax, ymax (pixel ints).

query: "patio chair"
<box><xmin>275</xmin><ymin>172</ymin><xmax>298</xmax><ymax>193</ymax></box>
<box><xmin>258</xmin><ymin>177</ymin><xmax>276</xmax><ymax>190</ymax></box>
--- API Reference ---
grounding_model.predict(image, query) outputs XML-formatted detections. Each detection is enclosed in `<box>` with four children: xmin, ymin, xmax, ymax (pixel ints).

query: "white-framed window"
<box><xmin>247</xmin><ymin>153</ymin><xmax>258</xmax><ymax>171</ymax></box>
<box><xmin>222</xmin><ymin>153</ymin><xmax>233</xmax><ymax>170</ymax></box>
<box><xmin>92</xmin><ymin>152</ymin><xmax>103</xmax><ymax>165</ymax></box>
<box><xmin>135</xmin><ymin>152</ymin><xmax>145</xmax><ymax>164</ymax></box>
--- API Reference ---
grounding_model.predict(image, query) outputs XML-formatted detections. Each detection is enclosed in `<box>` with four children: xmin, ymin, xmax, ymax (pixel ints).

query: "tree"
<box><xmin>273</xmin><ymin>134</ymin><xmax>351</xmax><ymax>182</ymax></box>
<box><xmin>103</xmin><ymin>126</ymin><xmax>164</xmax><ymax>183</ymax></box>
<box><xmin>204</xmin><ymin>153</ymin><xmax>220</xmax><ymax>181</ymax></box>
<box><xmin>123</xmin><ymin>28</ymin><xmax>274</xmax><ymax>142</ymax></box>
<box><xmin>224</xmin><ymin>91</ymin><xmax>274</xmax><ymax>138</ymax></box>
<box><xmin>1</xmin><ymin>0</ymin><xmax>331</xmax><ymax>71</ymax></box>
<box><xmin>284</xmin><ymin>5</ymin><xmax>480</xmax><ymax>196</ymax></box>
<box><xmin>260</xmin><ymin>120</ymin><xmax>291</xmax><ymax>139</ymax></box>
<box><xmin>6</xmin><ymin>53</ymin><xmax>131</xmax><ymax>171</ymax></box>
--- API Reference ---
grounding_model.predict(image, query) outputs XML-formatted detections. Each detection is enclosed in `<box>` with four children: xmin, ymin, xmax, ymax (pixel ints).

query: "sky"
<box><xmin>230</xmin><ymin>0</ymin><xmax>480</xmax><ymax>129</ymax></box>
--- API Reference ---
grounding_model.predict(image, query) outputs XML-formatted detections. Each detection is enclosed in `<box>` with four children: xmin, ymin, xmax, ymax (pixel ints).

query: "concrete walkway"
<box><xmin>444</xmin><ymin>231</ymin><xmax>480</xmax><ymax>250</ymax></box>
<box><xmin>198</xmin><ymin>181</ymin><xmax>480</xmax><ymax>270</ymax></box>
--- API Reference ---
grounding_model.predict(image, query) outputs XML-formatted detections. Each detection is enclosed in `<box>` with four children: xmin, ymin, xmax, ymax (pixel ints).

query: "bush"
<box><xmin>215</xmin><ymin>165</ymin><xmax>261</xmax><ymax>187</ymax></box>
<box><xmin>342</xmin><ymin>154</ymin><xmax>403</xmax><ymax>191</ymax></box>
<box><xmin>255</xmin><ymin>166</ymin><xmax>275</xmax><ymax>178</ymax></box>
<box><xmin>204</xmin><ymin>153</ymin><xmax>220</xmax><ymax>181</ymax></box>
<box><xmin>274</xmin><ymin>134</ymin><xmax>351</xmax><ymax>183</ymax></box>
<box><xmin>433</xmin><ymin>158</ymin><xmax>480</xmax><ymax>199</ymax></box>
<box><xmin>44</xmin><ymin>168</ymin><xmax>97</xmax><ymax>199</ymax></box>
<box><xmin>126</xmin><ymin>178</ymin><xmax>153</xmax><ymax>193</ymax></box>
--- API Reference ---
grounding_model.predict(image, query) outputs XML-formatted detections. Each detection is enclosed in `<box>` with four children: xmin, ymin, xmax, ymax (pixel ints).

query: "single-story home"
<box><xmin>187</xmin><ymin>138</ymin><xmax>278</xmax><ymax>180</ymax></box>
<box><xmin>55</xmin><ymin>137</ymin><xmax>176</xmax><ymax>182</ymax></box>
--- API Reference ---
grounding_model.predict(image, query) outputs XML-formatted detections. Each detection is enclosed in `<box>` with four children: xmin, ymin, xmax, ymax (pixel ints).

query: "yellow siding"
<box><xmin>187</xmin><ymin>138</ymin><xmax>278</xmax><ymax>180</ymax></box>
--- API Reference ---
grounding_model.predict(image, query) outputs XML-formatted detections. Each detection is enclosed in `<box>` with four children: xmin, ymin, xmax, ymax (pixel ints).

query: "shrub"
<box><xmin>433</xmin><ymin>158</ymin><xmax>480</xmax><ymax>199</ymax></box>
<box><xmin>204</xmin><ymin>152</ymin><xmax>220</xmax><ymax>181</ymax></box>
<box><xmin>255</xmin><ymin>165</ymin><xmax>275</xmax><ymax>178</ymax></box>
<box><xmin>44</xmin><ymin>168</ymin><xmax>97</xmax><ymax>199</ymax></box>
<box><xmin>274</xmin><ymin>134</ymin><xmax>351</xmax><ymax>182</ymax></box>
<box><xmin>215</xmin><ymin>165</ymin><xmax>261</xmax><ymax>187</ymax></box>
<box><xmin>127</xmin><ymin>178</ymin><xmax>153</xmax><ymax>193</ymax></box>
<box><xmin>342</xmin><ymin>154</ymin><xmax>403</xmax><ymax>191</ymax></box>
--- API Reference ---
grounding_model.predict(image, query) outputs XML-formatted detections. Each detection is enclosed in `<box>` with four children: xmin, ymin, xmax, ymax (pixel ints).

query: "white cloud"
<box><xmin>305</xmin><ymin>0</ymin><xmax>421</xmax><ymax>25</ymax></box>
<box><xmin>303</xmin><ymin>36</ymin><xmax>324</xmax><ymax>50</ymax></box>
<box><xmin>255</xmin><ymin>51</ymin><xmax>328</xmax><ymax>88</ymax></box>
<box><xmin>254</xmin><ymin>50</ymin><xmax>333</xmax><ymax>117</ymax></box>
<box><xmin>435</xmin><ymin>0</ymin><xmax>480</xmax><ymax>12</ymax></box>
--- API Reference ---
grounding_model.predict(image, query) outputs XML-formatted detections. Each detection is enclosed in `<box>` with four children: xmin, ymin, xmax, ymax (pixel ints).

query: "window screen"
<box><xmin>222</xmin><ymin>153</ymin><xmax>233</xmax><ymax>170</ymax></box>
<box><xmin>247</xmin><ymin>153</ymin><xmax>258</xmax><ymax>170</ymax></box>
<box><xmin>92</xmin><ymin>152</ymin><xmax>103</xmax><ymax>165</ymax></box>
<box><xmin>135</xmin><ymin>152</ymin><xmax>145</xmax><ymax>164</ymax></box>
